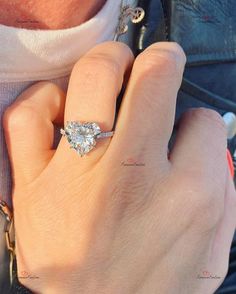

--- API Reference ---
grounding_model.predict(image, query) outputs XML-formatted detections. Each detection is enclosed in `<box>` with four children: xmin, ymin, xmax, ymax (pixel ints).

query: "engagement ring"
<box><xmin>61</xmin><ymin>121</ymin><xmax>114</xmax><ymax>156</ymax></box>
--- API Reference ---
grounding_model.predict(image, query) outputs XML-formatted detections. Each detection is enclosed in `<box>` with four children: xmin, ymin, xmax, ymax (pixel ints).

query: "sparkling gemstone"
<box><xmin>64</xmin><ymin>122</ymin><xmax>101</xmax><ymax>156</ymax></box>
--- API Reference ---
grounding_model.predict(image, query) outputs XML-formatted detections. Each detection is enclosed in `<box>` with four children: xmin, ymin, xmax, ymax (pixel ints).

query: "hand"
<box><xmin>3</xmin><ymin>41</ymin><xmax>236</xmax><ymax>294</ymax></box>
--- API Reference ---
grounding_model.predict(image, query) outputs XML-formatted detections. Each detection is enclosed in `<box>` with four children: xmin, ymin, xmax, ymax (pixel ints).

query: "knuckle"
<box><xmin>148</xmin><ymin>42</ymin><xmax>186</xmax><ymax>62</ymax></box>
<box><xmin>90</xmin><ymin>41</ymin><xmax>134</xmax><ymax>60</ymax></box>
<box><xmin>33</xmin><ymin>81</ymin><xmax>57</xmax><ymax>90</ymax></box>
<box><xmin>3</xmin><ymin>103</ymin><xmax>38</xmax><ymax>132</ymax></box>
<box><xmin>102</xmin><ymin>41</ymin><xmax>134</xmax><ymax>58</ymax></box>
<box><xmin>135</xmin><ymin>42</ymin><xmax>186</xmax><ymax>77</ymax></box>
<box><xmin>74</xmin><ymin>54</ymin><xmax>122</xmax><ymax>82</ymax></box>
<box><xmin>36</xmin><ymin>81</ymin><xmax>63</xmax><ymax>95</ymax></box>
<box><xmin>190</xmin><ymin>190</ymin><xmax>223</xmax><ymax>230</ymax></box>
<box><xmin>178</xmin><ymin>173</ymin><xmax>224</xmax><ymax>229</ymax></box>
<box><xmin>136</xmin><ymin>49</ymin><xmax>177</xmax><ymax>77</ymax></box>
<box><xmin>190</xmin><ymin>108</ymin><xmax>227</xmax><ymax>135</ymax></box>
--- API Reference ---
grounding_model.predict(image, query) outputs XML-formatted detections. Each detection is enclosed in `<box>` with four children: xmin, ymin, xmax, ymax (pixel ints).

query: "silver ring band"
<box><xmin>96</xmin><ymin>131</ymin><xmax>114</xmax><ymax>139</ymax></box>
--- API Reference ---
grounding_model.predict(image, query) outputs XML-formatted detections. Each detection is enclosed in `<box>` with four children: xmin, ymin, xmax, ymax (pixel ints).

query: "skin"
<box><xmin>3</xmin><ymin>41</ymin><xmax>236</xmax><ymax>294</ymax></box>
<box><xmin>0</xmin><ymin>0</ymin><xmax>107</xmax><ymax>29</ymax></box>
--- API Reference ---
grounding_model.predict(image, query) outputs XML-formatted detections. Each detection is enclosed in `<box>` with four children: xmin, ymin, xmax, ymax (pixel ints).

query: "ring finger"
<box><xmin>56</xmin><ymin>41</ymin><xmax>134</xmax><ymax>169</ymax></box>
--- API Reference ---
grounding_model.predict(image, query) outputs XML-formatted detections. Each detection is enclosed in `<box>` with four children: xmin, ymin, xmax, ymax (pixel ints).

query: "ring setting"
<box><xmin>60</xmin><ymin>121</ymin><xmax>114</xmax><ymax>156</ymax></box>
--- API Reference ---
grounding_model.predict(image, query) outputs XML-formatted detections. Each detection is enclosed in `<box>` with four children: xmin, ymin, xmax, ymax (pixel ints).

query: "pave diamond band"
<box><xmin>60</xmin><ymin>121</ymin><xmax>114</xmax><ymax>157</ymax></box>
<box><xmin>96</xmin><ymin>131</ymin><xmax>114</xmax><ymax>139</ymax></box>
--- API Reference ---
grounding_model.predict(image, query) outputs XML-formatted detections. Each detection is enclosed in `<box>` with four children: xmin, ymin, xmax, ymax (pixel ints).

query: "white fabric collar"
<box><xmin>0</xmin><ymin>0</ymin><xmax>136</xmax><ymax>82</ymax></box>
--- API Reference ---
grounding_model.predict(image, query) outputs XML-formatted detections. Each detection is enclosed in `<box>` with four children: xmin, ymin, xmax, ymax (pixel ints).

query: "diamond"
<box><xmin>63</xmin><ymin>122</ymin><xmax>101</xmax><ymax>156</ymax></box>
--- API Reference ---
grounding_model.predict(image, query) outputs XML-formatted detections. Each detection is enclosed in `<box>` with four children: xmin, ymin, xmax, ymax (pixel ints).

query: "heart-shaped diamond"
<box><xmin>62</xmin><ymin>122</ymin><xmax>101</xmax><ymax>156</ymax></box>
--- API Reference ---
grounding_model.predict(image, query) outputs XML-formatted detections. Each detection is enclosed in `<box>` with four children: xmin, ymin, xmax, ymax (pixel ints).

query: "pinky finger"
<box><xmin>211</xmin><ymin>169</ymin><xmax>236</xmax><ymax>279</ymax></box>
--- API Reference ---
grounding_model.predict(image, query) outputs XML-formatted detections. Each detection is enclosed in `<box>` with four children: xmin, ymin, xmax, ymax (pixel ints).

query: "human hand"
<box><xmin>3</xmin><ymin>41</ymin><xmax>236</xmax><ymax>294</ymax></box>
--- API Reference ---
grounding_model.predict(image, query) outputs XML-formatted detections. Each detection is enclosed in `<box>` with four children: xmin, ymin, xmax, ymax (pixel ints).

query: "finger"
<box><xmin>169</xmin><ymin>108</ymin><xmax>228</xmax><ymax>176</ymax></box>
<box><xmin>3</xmin><ymin>82</ymin><xmax>66</xmax><ymax>185</ymax></box>
<box><xmin>106</xmin><ymin>42</ymin><xmax>186</xmax><ymax>167</ymax></box>
<box><xmin>211</xmin><ymin>169</ymin><xmax>236</xmax><ymax>274</ymax></box>
<box><xmin>56</xmin><ymin>41</ymin><xmax>134</xmax><ymax>168</ymax></box>
<box><xmin>169</xmin><ymin>107</ymin><xmax>231</xmax><ymax>281</ymax></box>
